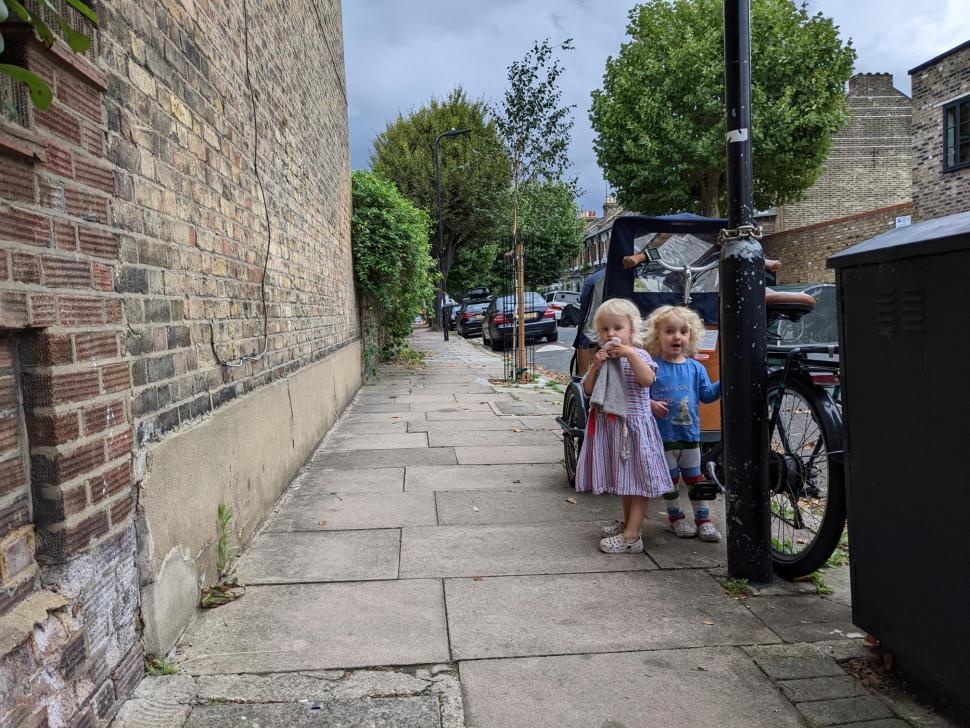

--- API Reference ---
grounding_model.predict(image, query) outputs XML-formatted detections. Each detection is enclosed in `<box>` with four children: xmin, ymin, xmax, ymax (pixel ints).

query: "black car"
<box><xmin>464</xmin><ymin>286</ymin><xmax>490</xmax><ymax>300</ymax></box>
<box><xmin>456</xmin><ymin>299</ymin><xmax>490</xmax><ymax>338</ymax></box>
<box><xmin>481</xmin><ymin>292</ymin><xmax>557</xmax><ymax>351</ymax></box>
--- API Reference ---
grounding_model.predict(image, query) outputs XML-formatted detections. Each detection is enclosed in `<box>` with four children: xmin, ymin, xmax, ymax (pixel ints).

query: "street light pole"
<box><xmin>434</xmin><ymin>128</ymin><xmax>471</xmax><ymax>341</ymax></box>
<box><xmin>721</xmin><ymin>0</ymin><xmax>772</xmax><ymax>583</ymax></box>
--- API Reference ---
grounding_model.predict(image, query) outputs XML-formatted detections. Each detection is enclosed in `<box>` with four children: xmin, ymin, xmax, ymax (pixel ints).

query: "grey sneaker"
<box><xmin>697</xmin><ymin>521</ymin><xmax>721</xmax><ymax>542</ymax></box>
<box><xmin>599</xmin><ymin>534</ymin><xmax>644</xmax><ymax>554</ymax></box>
<box><xmin>599</xmin><ymin>520</ymin><xmax>625</xmax><ymax>538</ymax></box>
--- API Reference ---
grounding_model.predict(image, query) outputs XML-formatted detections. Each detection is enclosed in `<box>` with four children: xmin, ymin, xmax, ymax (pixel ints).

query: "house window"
<box><xmin>944</xmin><ymin>95</ymin><xmax>970</xmax><ymax>171</ymax></box>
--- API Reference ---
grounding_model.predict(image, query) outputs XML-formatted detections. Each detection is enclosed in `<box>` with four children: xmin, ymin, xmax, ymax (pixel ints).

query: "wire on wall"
<box><xmin>205</xmin><ymin>0</ymin><xmax>273</xmax><ymax>368</ymax></box>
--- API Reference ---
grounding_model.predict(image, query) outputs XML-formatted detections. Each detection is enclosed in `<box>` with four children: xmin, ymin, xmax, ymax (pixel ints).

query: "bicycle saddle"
<box><xmin>765</xmin><ymin>288</ymin><xmax>816</xmax><ymax>320</ymax></box>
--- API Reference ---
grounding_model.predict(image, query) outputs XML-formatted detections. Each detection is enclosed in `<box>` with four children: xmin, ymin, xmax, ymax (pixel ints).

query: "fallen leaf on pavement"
<box><xmin>472</xmin><ymin>576</ymin><xmax>483</xmax><ymax>581</ymax></box>
<box><xmin>565</xmin><ymin>497</ymin><xmax>577</xmax><ymax>504</ymax></box>
<box><xmin>318</xmin><ymin>520</ymin><xmax>328</xmax><ymax>528</ymax></box>
<box><xmin>702</xmin><ymin>620</ymin><xmax>715</xmax><ymax>625</ymax></box>
<box><xmin>512</xmin><ymin>479</ymin><xmax>521</xmax><ymax>483</ymax></box>
<box><xmin>512</xmin><ymin>428</ymin><xmax>522</xmax><ymax>432</ymax></box>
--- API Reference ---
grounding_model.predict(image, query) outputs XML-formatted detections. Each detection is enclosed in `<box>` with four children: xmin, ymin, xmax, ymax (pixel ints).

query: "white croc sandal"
<box><xmin>599</xmin><ymin>535</ymin><xmax>644</xmax><ymax>554</ymax></box>
<box><xmin>599</xmin><ymin>520</ymin><xmax>625</xmax><ymax>538</ymax></box>
<box><xmin>671</xmin><ymin>518</ymin><xmax>698</xmax><ymax>538</ymax></box>
<box><xmin>697</xmin><ymin>522</ymin><xmax>722</xmax><ymax>543</ymax></box>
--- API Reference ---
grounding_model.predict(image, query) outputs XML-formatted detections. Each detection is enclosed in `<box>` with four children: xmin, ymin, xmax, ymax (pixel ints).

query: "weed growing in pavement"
<box><xmin>200</xmin><ymin>503</ymin><xmax>245</xmax><ymax>609</ymax></box>
<box><xmin>824</xmin><ymin>529</ymin><xmax>850</xmax><ymax>568</ymax></box>
<box><xmin>390</xmin><ymin>346</ymin><xmax>428</xmax><ymax>370</ymax></box>
<box><xmin>145</xmin><ymin>657</ymin><xmax>179</xmax><ymax>675</ymax></box>
<box><xmin>808</xmin><ymin>571</ymin><xmax>834</xmax><ymax>595</ymax></box>
<box><xmin>718</xmin><ymin>577</ymin><xmax>751</xmax><ymax>599</ymax></box>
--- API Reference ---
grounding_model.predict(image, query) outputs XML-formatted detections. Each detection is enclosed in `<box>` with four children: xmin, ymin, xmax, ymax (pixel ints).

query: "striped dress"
<box><xmin>575</xmin><ymin>348</ymin><xmax>673</xmax><ymax>498</ymax></box>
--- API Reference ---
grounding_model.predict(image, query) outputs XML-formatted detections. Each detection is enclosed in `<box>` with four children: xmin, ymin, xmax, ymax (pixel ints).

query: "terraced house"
<box><xmin>0</xmin><ymin>1</ymin><xmax>358</xmax><ymax>724</ymax></box>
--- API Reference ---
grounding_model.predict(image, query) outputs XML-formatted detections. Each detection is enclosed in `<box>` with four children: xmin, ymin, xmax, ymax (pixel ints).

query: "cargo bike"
<box><xmin>557</xmin><ymin>214</ymin><xmax>844</xmax><ymax>579</ymax></box>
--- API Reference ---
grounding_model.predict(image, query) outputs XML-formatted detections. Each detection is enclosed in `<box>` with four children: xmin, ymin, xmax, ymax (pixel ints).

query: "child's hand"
<box><xmin>651</xmin><ymin>400</ymin><xmax>669</xmax><ymax>418</ymax></box>
<box><xmin>610</xmin><ymin>343</ymin><xmax>635</xmax><ymax>360</ymax></box>
<box><xmin>591</xmin><ymin>348</ymin><xmax>609</xmax><ymax>371</ymax></box>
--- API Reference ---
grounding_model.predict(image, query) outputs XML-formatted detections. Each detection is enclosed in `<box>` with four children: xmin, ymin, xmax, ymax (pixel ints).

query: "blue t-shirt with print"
<box><xmin>651</xmin><ymin>358</ymin><xmax>721</xmax><ymax>443</ymax></box>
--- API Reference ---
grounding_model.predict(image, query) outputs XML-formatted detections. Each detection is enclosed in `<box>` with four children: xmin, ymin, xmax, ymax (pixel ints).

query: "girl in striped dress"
<box><xmin>575</xmin><ymin>298</ymin><xmax>672</xmax><ymax>554</ymax></box>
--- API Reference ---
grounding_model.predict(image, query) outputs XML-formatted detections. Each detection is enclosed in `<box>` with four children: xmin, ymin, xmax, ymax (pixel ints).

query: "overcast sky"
<box><xmin>342</xmin><ymin>1</ymin><xmax>970</xmax><ymax>214</ymax></box>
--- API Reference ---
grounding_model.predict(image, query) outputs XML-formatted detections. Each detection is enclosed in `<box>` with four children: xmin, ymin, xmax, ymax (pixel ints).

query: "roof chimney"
<box><xmin>603</xmin><ymin>194</ymin><xmax>619</xmax><ymax>218</ymax></box>
<box><xmin>848</xmin><ymin>72</ymin><xmax>896</xmax><ymax>96</ymax></box>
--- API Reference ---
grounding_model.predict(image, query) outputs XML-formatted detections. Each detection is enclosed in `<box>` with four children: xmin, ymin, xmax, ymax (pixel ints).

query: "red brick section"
<box><xmin>763</xmin><ymin>203</ymin><xmax>913</xmax><ymax>284</ymax></box>
<box><xmin>0</xmin><ymin>334</ymin><xmax>38</xmax><ymax>619</ymax></box>
<box><xmin>0</xmin><ymin>39</ymin><xmax>133</xmax><ymax>569</ymax></box>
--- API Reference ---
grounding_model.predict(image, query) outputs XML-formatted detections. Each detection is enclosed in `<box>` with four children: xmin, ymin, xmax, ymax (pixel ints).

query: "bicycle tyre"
<box><xmin>767</xmin><ymin>372</ymin><xmax>846</xmax><ymax>580</ymax></box>
<box><xmin>561</xmin><ymin>383</ymin><xmax>585</xmax><ymax>487</ymax></box>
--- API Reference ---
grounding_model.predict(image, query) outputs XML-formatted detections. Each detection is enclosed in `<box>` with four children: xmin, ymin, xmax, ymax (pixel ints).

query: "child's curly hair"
<box><xmin>589</xmin><ymin>298</ymin><xmax>646</xmax><ymax>347</ymax></box>
<box><xmin>643</xmin><ymin>305</ymin><xmax>705</xmax><ymax>358</ymax></box>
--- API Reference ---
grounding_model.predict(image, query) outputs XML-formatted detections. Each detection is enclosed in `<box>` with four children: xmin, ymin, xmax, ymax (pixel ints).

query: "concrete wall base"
<box><xmin>137</xmin><ymin>341</ymin><xmax>361</xmax><ymax>656</ymax></box>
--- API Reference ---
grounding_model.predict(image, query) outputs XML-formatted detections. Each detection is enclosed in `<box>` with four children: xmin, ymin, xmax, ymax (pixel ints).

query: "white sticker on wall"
<box><xmin>698</xmin><ymin>328</ymin><xmax>719</xmax><ymax>351</ymax></box>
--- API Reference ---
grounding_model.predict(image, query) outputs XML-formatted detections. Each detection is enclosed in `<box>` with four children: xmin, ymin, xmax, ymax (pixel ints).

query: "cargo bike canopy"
<box><xmin>601</xmin><ymin>214</ymin><xmax>727</xmax><ymax>325</ymax></box>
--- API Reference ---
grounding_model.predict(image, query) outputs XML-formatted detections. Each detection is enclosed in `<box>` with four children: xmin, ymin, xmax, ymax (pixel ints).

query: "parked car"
<box><xmin>464</xmin><ymin>286</ymin><xmax>491</xmax><ymax>301</ymax></box>
<box><xmin>544</xmin><ymin>290</ymin><xmax>581</xmax><ymax>322</ymax></box>
<box><xmin>481</xmin><ymin>292</ymin><xmax>558</xmax><ymax>351</ymax></box>
<box><xmin>442</xmin><ymin>295</ymin><xmax>459</xmax><ymax>329</ymax></box>
<box><xmin>456</xmin><ymin>299</ymin><xmax>490</xmax><ymax>338</ymax></box>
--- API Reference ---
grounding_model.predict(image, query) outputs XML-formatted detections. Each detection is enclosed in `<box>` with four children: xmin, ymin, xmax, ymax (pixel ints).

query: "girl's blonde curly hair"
<box><xmin>589</xmin><ymin>298</ymin><xmax>646</xmax><ymax>347</ymax></box>
<box><xmin>643</xmin><ymin>305</ymin><xmax>705</xmax><ymax>358</ymax></box>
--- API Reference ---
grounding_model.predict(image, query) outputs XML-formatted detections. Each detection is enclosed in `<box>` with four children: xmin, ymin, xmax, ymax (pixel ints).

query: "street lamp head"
<box><xmin>444</xmin><ymin>128</ymin><xmax>471</xmax><ymax>137</ymax></box>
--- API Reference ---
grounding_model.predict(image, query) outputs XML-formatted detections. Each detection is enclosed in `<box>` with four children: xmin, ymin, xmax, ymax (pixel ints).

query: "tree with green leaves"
<box><xmin>370</xmin><ymin>88</ymin><xmax>510</xmax><ymax>319</ymax></box>
<box><xmin>495</xmin><ymin>38</ymin><xmax>576</xmax><ymax>373</ymax></box>
<box><xmin>1</xmin><ymin>0</ymin><xmax>98</xmax><ymax>110</ymax></box>
<box><xmin>590</xmin><ymin>0</ymin><xmax>855</xmax><ymax>217</ymax></box>
<box><xmin>514</xmin><ymin>181</ymin><xmax>584</xmax><ymax>287</ymax></box>
<box><xmin>351</xmin><ymin>171</ymin><xmax>433</xmax><ymax>368</ymax></box>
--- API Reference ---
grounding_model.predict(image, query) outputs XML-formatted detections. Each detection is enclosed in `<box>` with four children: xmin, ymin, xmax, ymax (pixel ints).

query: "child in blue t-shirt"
<box><xmin>645</xmin><ymin>306</ymin><xmax>722</xmax><ymax>542</ymax></box>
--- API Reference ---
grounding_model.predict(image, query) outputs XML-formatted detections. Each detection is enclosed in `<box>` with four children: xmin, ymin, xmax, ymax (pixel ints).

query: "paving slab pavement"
<box><xmin>454</xmin><ymin>444</ymin><xmax>563</xmax><ymax>464</ymax></box>
<box><xmin>404</xmin><ymin>463</ymin><xmax>567</xmax><ymax>492</ymax></box>
<box><xmin>130</xmin><ymin>329</ymin><xmax>955</xmax><ymax>727</ymax></box>
<box><xmin>459</xmin><ymin>646</ymin><xmax>803</xmax><ymax>728</ymax></box>
<box><xmin>400</xmin><ymin>522</ymin><xmax>658</xmax><ymax>579</ymax></box>
<box><xmin>265</xmin><ymin>491</ymin><xmax>436</xmax><ymax>531</ymax></box>
<box><xmin>183</xmin><ymin>697</ymin><xmax>441</xmax><ymax>727</ymax></box>
<box><xmin>444</xmin><ymin>570</ymin><xmax>780</xmax><ymax>660</ymax></box>
<box><xmin>434</xmin><ymin>488</ymin><xmax>610</xmax><ymax>525</ymax></box>
<box><xmin>325</xmin><ymin>431</ymin><xmax>429</xmax><ymax>451</ymax></box>
<box><xmin>743</xmin><ymin>594</ymin><xmax>857</xmax><ymax>643</ymax></box>
<box><xmin>315</xmin><ymin>446</ymin><xmax>458</xmax><ymax>469</ymax></box>
<box><xmin>407</xmin><ymin>419</ymin><xmax>531</xmax><ymax>433</ymax></box>
<box><xmin>234</xmin><ymin>530</ymin><xmax>399</xmax><ymax>584</ymax></box>
<box><xmin>174</xmin><ymin>580</ymin><xmax>450</xmax><ymax>674</ymax></box>
<box><xmin>291</xmin><ymin>467</ymin><xmax>404</xmax><ymax>493</ymax></box>
<box><xmin>427</xmin><ymin>429</ymin><xmax>559</xmax><ymax>447</ymax></box>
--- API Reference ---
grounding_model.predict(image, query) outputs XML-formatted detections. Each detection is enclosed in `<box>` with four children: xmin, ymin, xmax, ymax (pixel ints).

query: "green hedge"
<box><xmin>351</xmin><ymin>171</ymin><xmax>433</xmax><ymax>364</ymax></box>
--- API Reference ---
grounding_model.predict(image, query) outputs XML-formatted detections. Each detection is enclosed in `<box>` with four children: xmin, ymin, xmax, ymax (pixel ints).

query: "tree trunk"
<box><xmin>699</xmin><ymin>170</ymin><xmax>721</xmax><ymax>218</ymax></box>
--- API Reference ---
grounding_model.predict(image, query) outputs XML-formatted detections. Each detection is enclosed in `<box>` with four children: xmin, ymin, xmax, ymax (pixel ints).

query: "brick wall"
<box><xmin>0</xmin><ymin>0</ymin><xmax>355</xmax><ymax>725</ymax></box>
<box><xmin>910</xmin><ymin>44</ymin><xmax>970</xmax><ymax>221</ymax></box>
<box><xmin>763</xmin><ymin>203</ymin><xmax>912</xmax><ymax>284</ymax></box>
<box><xmin>775</xmin><ymin>73</ymin><xmax>912</xmax><ymax>232</ymax></box>
<box><xmin>0</xmin><ymin>334</ymin><xmax>36</xmax><ymax>614</ymax></box>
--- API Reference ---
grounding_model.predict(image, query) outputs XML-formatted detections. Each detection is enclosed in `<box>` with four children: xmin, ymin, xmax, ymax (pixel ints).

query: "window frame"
<box><xmin>943</xmin><ymin>94</ymin><xmax>970</xmax><ymax>172</ymax></box>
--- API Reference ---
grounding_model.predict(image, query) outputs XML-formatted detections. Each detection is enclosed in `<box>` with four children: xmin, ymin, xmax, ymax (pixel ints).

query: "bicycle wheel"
<box><xmin>561</xmin><ymin>384</ymin><xmax>584</xmax><ymax>487</ymax></box>
<box><xmin>767</xmin><ymin>372</ymin><xmax>846</xmax><ymax>579</ymax></box>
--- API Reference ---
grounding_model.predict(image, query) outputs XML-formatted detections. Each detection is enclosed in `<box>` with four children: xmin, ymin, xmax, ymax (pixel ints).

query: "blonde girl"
<box><xmin>644</xmin><ymin>306</ymin><xmax>722</xmax><ymax>542</ymax></box>
<box><xmin>575</xmin><ymin>298</ymin><xmax>672</xmax><ymax>554</ymax></box>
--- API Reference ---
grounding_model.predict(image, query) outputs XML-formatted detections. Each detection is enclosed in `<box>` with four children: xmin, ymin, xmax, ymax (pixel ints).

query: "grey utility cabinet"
<box><xmin>827</xmin><ymin>210</ymin><xmax>970</xmax><ymax>717</ymax></box>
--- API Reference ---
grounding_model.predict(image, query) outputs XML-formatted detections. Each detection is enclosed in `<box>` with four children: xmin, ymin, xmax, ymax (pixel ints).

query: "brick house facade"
<box><xmin>0</xmin><ymin>2</ymin><xmax>358</xmax><ymax>726</ymax></box>
<box><xmin>910</xmin><ymin>41</ymin><xmax>970</xmax><ymax>221</ymax></box>
<box><xmin>773</xmin><ymin>73</ymin><xmax>912</xmax><ymax>232</ymax></box>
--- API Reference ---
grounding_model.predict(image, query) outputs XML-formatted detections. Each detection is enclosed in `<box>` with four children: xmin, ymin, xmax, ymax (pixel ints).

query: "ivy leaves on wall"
<box><xmin>0</xmin><ymin>0</ymin><xmax>98</xmax><ymax>112</ymax></box>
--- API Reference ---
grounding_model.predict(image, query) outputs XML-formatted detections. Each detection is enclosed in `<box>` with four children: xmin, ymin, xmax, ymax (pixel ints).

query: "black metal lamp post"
<box><xmin>721</xmin><ymin>0</ymin><xmax>772</xmax><ymax>583</ymax></box>
<box><xmin>434</xmin><ymin>128</ymin><xmax>471</xmax><ymax>341</ymax></box>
